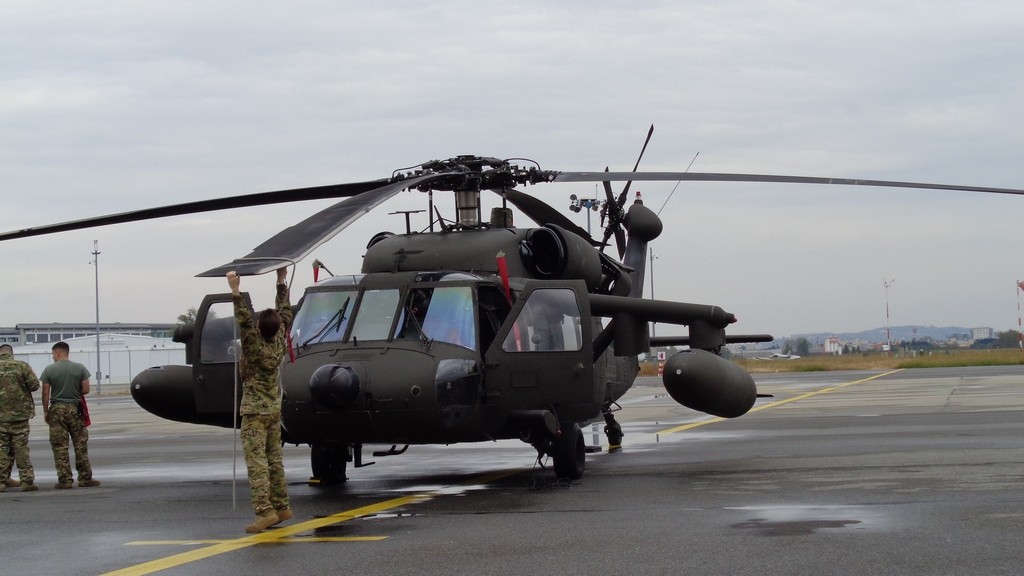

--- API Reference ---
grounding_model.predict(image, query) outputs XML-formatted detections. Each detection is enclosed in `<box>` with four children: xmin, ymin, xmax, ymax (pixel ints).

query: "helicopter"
<box><xmin>4</xmin><ymin>132</ymin><xmax>1024</xmax><ymax>483</ymax></box>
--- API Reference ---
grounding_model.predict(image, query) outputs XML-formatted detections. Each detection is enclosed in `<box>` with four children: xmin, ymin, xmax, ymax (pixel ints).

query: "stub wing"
<box><xmin>589</xmin><ymin>293</ymin><xmax>736</xmax><ymax>326</ymax></box>
<box><xmin>589</xmin><ymin>294</ymin><xmax>771</xmax><ymax>352</ymax></box>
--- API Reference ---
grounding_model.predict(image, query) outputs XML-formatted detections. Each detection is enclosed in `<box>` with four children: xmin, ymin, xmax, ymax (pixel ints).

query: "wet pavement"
<box><xmin>2</xmin><ymin>366</ymin><xmax>1022</xmax><ymax>575</ymax></box>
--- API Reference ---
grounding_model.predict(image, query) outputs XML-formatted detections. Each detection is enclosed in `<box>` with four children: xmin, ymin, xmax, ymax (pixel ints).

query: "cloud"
<box><xmin>2</xmin><ymin>1</ymin><xmax>1023</xmax><ymax>337</ymax></box>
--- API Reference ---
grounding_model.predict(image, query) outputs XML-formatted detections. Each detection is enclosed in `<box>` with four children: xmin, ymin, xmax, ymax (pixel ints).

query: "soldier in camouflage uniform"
<box><xmin>228</xmin><ymin>267</ymin><xmax>294</xmax><ymax>533</ymax></box>
<box><xmin>0</xmin><ymin>344</ymin><xmax>41</xmax><ymax>492</ymax></box>
<box><xmin>40</xmin><ymin>341</ymin><xmax>100</xmax><ymax>489</ymax></box>
<box><xmin>5</xmin><ymin>446</ymin><xmax>17</xmax><ymax>487</ymax></box>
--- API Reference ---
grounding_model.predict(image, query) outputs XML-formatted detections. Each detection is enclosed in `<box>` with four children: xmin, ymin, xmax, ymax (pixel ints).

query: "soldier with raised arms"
<box><xmin>227</xmin><ymin>267</ymin><xmax>294</xmax><ymax>533</ymax></box>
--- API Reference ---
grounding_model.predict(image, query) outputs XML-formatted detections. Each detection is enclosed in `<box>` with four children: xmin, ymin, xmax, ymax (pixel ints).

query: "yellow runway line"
<box><xmin>104</xmin><ymin>469</ymin><xmax>521</xmax><ymax>576</ymax></box>
<box><xmin>657</xmin><ymin>369</ymin><xmax>903</xmax><ymax>435</ymax></box>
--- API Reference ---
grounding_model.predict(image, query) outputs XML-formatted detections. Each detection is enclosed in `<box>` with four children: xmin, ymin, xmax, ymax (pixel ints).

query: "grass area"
<box><xmin>640</xmin><ymin>348</ymin><xmax>1024</xmax><ymax>375</ymax></box>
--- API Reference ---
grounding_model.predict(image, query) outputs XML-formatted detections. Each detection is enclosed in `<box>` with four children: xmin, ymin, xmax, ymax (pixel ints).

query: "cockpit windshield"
<box><xmin>291</xmin><ymin>289</ymin><xmax>357</xmax><ymax>347</ymax></box>
<box><xmin>349</xmin><ymin>289</ymin><xmax>401</xmax><ymax>341</ymax></box>
<box><xmin>291</xmin><ymin>283</ymin><xmax>478</xmax><ymax>350</ymax></box>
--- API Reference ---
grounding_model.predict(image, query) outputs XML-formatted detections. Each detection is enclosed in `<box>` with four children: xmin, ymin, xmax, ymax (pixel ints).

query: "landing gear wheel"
<box><xmin>551</xmin><ymin>422</ymin><xmax>585</xmax><ymax>480</ymax></box>
<box><xmin>310</xmin><ymin>444</ymin><xmax>348</xmax><ymax>485</ymax></box>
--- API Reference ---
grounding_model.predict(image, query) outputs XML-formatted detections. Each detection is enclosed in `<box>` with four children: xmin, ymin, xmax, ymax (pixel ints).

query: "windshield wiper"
<box><xmin>404</xmin><ymin>303</ymin><xmax>432</xmax><ymax>347</ymax></box>
<box><xmin>301</xmin><ymin>297</ymin><xmax>350</xmax><ymax>348</ymax></box>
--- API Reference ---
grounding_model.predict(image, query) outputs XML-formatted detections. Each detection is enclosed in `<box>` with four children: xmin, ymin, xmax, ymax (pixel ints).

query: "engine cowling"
<box><xmin>662</xmin><ymin>349</ymin><xmax>756</xmax><ymax>418</ymax></box>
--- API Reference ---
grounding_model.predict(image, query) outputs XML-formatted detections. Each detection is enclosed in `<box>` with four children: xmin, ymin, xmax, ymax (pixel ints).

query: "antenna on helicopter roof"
<box><xmin>389</xmin><ymin>209</ymin><xmax>425</xmax><ymax>234</ymax></box>
<box><xmin>657</xmin><ymin>152</ymin><xmax>700</xmax><ymax>216</ymax></box>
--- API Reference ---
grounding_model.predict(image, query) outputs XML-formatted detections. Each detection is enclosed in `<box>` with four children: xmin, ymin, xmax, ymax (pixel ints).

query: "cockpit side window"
<box><xmin>200</xmin><ymin>302</ymin><xmax>239</xmax><ymax>363</ymax></box>
<box><xmin>422</xmin><ymin>287</ymin><xmax>476</xmax><ymax>350</ymax></box>
<box><xmin>477</xmin><ymin>285</ymin><xmax>511</xmax><ymax>352</ymax></box>
<box><xmin>501</xmin><ymin>288</ymin><xmax>582</xmax><ymax>352</ymax></box>
<box><xmin>395</xmin><ymin>286</ymin><xmax>477</xmax><ymax>350</ymax></box>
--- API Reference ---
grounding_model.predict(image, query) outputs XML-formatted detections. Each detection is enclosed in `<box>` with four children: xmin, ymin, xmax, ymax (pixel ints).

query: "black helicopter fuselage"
<box><xmin>278</xmin><ymin>269</ymin><xmax>630</xmax><ymax>448</ymax></box>
<box><xmin>131</xmin><ymin>225</ymin><xmax>642</xmax><ymax>472</ymax></box>
<box><xmin>132</xmin><ymin>214</ymin><xmax>758</xmax><ymax>481</ymax></box>
<box><xmin>10</xmin><ymin>150</ymin><xmax>1020</xmax><ymax>482</ymax></box>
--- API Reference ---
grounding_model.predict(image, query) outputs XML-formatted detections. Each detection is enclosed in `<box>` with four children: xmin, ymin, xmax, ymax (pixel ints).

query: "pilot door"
<box><xmin>483</xmin><ymin>281</ymin><xmax>595</xmax><ymax>420</ymax></box>
<box><xmin>191</xmin><ymin>292</ymin><xmax>252</xmax><ymax>418</ymax></box>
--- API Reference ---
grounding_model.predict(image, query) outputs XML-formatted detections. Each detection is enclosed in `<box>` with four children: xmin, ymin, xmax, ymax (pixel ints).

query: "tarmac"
<box><xmin>1</xmin><ymin>366</ymin><xmax>1022</xmax><ymax>575</ymax></box>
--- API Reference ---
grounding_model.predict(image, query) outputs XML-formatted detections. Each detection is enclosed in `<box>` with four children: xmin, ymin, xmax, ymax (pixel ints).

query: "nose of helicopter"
<box><xmin>282</xmin><ymin>347</ymin><xmax>482</xmax><ymax>445</ymax></box>
<box><xmin>131</xmin><ymin>364</ymin><xmax>234</xmax><ymax>428</ymax></box>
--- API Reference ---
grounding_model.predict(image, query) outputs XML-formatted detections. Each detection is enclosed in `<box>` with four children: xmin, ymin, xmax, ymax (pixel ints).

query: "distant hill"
<box><xmin>788</xmin><ymin>325</ymin><xmax>973</xmax><ymax>345</ymax></box>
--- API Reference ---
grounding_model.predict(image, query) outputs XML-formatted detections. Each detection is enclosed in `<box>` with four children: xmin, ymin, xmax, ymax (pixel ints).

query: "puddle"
<box><xmin>727</xmin><ymin>504</ymin><xmax>890</xmax><ymax>536</ymax></box>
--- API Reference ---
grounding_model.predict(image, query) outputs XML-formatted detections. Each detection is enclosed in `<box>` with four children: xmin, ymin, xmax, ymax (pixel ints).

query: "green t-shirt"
<box><xmin>40</xmin><ymin>359</ymin><xmax>91</xmax><ymax>405</ymax></box>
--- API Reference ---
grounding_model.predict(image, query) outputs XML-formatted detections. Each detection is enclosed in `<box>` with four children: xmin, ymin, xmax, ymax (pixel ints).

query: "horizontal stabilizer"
<box><xmin>650</xmin><ymin>334</ymin><xmax>774</xmax><ymax>347</ymax></box>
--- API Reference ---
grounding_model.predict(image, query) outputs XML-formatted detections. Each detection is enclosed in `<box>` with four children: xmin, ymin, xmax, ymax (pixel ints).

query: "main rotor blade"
<box><xmin>500</xmin><ymin>188</ymin><xmax>596</xmax><ymax>244</ymax></box>
<box><xmin>0</xmin><ymin>179</ymin><xmax>395</xmax><ymax>242</ymax></box>
<box><xmin>197</xmin><ymin>174</ymin><xmax>443</xmax><ymax>277</ymax></box>
<box><xmin>553</xmin><ymin>172</ymin><xmax>1024</xmax><ymax>196</ymax></box>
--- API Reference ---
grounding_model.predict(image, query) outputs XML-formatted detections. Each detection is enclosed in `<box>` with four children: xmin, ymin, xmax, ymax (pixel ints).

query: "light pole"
<box><xmin>883</xmin><ymin>277</ymin><xmax>894</xmax><ymax>357</ymax></box>
<box><xmin>568</xmin><ymin>186</ymin><xmax>606</xmax><ymax>236</ymax></box>
<box><xmin>91</xmin><ymin>240</ymin><xmax>101</xmax><ymax>394</ymax></box>
<box><xmin>1017</xmin><ymin>280</ymin><xmax>1024</xmax><ymax>351</ymax></box>
<box><xmin>649</xmin><ymin>247</ymin><xmax>658</xmax><ymax>337</ymax></box>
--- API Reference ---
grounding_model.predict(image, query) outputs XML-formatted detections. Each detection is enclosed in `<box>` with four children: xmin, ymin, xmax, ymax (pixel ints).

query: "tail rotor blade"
<box><xmin>617</xmin><ymin>124</ymin><xmax>655</xmax><ymax>205</ymax></box>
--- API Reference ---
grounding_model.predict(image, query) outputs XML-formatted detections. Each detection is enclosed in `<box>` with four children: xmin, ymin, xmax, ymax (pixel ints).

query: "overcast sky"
<box><xmin>2</xmin><ymin>1</ymin><xmax>1023</xmax><ymax>339</ymax></box>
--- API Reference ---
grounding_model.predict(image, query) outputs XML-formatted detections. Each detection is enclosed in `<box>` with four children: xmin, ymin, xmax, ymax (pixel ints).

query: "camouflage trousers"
<box><xmin>48</xmin><ymin>403</ymin><xmax>93</xmax><ymax>485</ymax></box>
<box><xmin>241</xmin><ymin>413</ymin><xmax>289</xmax><ymax>515</ymax></box>
<box><xmin>0</xmin><ymin>420</ymin><xmax>34</xmax><ymax>486</ymax></box>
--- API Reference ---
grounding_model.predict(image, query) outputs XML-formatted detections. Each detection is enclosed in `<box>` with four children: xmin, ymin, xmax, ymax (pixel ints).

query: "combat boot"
<box><xmin>4</xmin><ymin>478</ymin><xmax>19</xmax><ymax>488</ymax></box>
<box><xmin>271</xmin><ymin>508</ymin><xmax>294</xmax><ymax>526</ymax></box>
<box><xmin>54</xmin><ymin>482</ymin><xmax>73</xmax><ymax>489</ymax></box>
<box><xmin>79</xmin><ymin>479</ymin><xmax>101</xmax><ymax>488</ymax></box>
<box><xmin>21</xmin><ymin>483</ymin><xmax>39</xmax><ymax>492</ymax></box>
<box><xmin>245</xmin><ymin>512</ymin><xmax>279</xmax><ymax>533</ymax></box>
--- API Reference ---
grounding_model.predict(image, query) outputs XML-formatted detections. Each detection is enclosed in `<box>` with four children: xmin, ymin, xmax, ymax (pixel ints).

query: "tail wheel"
<box><xmin>310</xmin><ymin>444</ymin><xmax>348</xmax><ymax>485</ymax></box>
<box><xmin>552</xmin><ymin>422</ymin><xmax>585</xmax><ymax>479</ymax></box>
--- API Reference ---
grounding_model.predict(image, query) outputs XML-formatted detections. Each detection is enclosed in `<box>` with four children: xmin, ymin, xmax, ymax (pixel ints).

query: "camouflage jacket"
<box><xmin>233</xmin><ymin>283</ymin><xmax>293</xmax><ymax>415</ymax></box>
<box><xmin>0</xmin><ymin>351</ymin><xmax>40</xmax><ymax>422</ymax></box>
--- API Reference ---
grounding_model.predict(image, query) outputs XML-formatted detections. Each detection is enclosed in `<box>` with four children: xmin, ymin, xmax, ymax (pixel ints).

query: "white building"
<box><xmin>12</xmin><ymin>333</ymin><xmax>186</xmax><ymax>389</ymax></box>
<box><xmin>971</xmin><ymin>327</ymin><xmax>994</xmax><ymax>341</ymax></box>
<box><xmin>824</xmin><ymin>336</ymin><xmax>843</xmax><ymax>355</ymax></box>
